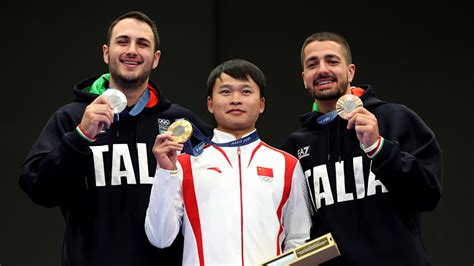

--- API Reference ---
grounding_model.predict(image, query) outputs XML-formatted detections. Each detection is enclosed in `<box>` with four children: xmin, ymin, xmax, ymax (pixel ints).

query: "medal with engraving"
<box><xmin>167</xmin><ymin>120</ymin><xmax>193</xmax><ymax>143</ymax></box>
<box><xmin>336</xmin><ymin>94</ymin><xmax>363</xmax><ymax>120</ymax></box>
<box><xmin>102</xmin><ymin>88</ymin><xmax>127</xmax><ymax>113</ymax></box>
<box><xmin>169</xmin><ymin>119</ymin><xmax>260</xmax><ymax>156</ymax></box>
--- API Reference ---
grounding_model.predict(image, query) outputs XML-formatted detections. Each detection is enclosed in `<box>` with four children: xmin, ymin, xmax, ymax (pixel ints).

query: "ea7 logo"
<box><xmin>297</xmin><ymin>146</ymin><xmax>310</xmax><ymax>159</ymax></box>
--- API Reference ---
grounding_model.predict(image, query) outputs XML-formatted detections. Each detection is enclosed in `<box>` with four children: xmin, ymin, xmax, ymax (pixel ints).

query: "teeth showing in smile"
<box><xmin>124</xmin><ymin>61</ymin><xmax>139</xmax><ymax>65</ymax></box>
<box><xmin>318</xmin><ymin>80</ymin><xmax>332</xmax><ymax>85</ymax></box>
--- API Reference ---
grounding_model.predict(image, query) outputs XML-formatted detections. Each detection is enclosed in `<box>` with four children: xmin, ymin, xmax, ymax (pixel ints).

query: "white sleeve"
<box><xmin>282</xmin><ymin>161</ymin><xmax>312</xmax><ymax>251</ymax></box>
<box><xmin>144</xmin><ymin>163</ymin><xmax>185</xmax><ymax>248</ymax></box>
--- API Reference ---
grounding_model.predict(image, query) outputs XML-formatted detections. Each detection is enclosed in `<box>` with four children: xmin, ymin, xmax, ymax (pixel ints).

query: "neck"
<box><xmin>315</xmin><ymin>87</ymin><xmax>353</xmax><ymax>114</ymax></box>
<box><xmin>109</xmin><ymin>79</ymin><xmax>149</xmax><ymax>106</ymax></box>
<box><xmin>217</xmin><ymin>127</ymin><xmax>255</xmax><ymax>140</ymax></box>
<box><xmin>316</xmin><ymin>99</ymin><xmax>338</xmax><ymax>114</ymax></box>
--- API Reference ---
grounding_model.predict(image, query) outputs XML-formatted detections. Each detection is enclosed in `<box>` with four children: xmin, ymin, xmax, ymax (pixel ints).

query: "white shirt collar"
<box><xmin>211</xmin><ymin>128</ymin><xmax>258</xmax><ymax>144</ymax></box>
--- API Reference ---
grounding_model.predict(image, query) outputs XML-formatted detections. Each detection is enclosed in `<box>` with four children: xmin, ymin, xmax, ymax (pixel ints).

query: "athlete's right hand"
<box><xmin>79</xmin><ymin>95</ymin><xmax>114</xmax><ymax>138</ymax></box>
<box><xmin>153</xmin><ymin>133</ymin><xmax>184</xmax><ymax>171</ymax></box>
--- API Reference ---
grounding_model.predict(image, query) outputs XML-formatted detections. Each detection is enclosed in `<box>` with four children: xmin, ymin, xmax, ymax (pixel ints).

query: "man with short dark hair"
<box><xmin>145</xmin><ymin>59</ymin><xmax>311</xmax><ymax>265</ymax></box>
<box><xmin>281</xmin><ymin>31</ymin><xmax>443</xmax><ymax>265</ymax></box>
<box><xmin>19</xmin><ymin>11</ymin><xmax>211</xmax><ymax>266</ymax></box>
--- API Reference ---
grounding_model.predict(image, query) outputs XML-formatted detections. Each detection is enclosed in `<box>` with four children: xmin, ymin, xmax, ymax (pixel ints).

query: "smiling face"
<box><xmin>207</xmin><ymin>73</ymin><xmax>265</xmax><ymax>138</ymax></box>
<box><xmin>302</xmin><ymin>40</ymin><xmax>355</xmax><ymax>102</ymax></box>
<box><xmin>103</xmin><ymin>18</ymin><xmax>161</xmax><ymax>90</ymax></box>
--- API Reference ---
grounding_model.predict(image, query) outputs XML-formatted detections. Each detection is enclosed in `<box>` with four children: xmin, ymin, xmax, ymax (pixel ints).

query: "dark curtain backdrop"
<box><xmin>2</xmin><ymin>0</ymin><xmax>472</xmax><ymax>265</ymax></box>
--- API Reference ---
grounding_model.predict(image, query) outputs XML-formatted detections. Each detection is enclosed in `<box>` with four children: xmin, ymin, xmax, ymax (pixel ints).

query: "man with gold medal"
<box><xmin>280</xmin><ymin>32</ymin><xmax>442</xmax><ymax>265</ymax></box>
<box><xmin>145</xmin><ymin>59</ymin><xmax>312</xmax><ymax>265</ymax></box>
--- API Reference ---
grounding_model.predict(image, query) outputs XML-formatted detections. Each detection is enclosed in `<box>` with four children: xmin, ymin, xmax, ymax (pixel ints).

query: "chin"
<box><xmin>220</xmin><ymin>124</ymin><xmax>245</xmax><ymax>132</ymax></box>
<box><xmin>314</xmin><ymin>89</ymin><xmax>344</xmax><ymax>101</ymax></box>
<box><xmin>120</xmin><ymin>71</ymin><xmax>140</xmax><ymax>80</ymax></box>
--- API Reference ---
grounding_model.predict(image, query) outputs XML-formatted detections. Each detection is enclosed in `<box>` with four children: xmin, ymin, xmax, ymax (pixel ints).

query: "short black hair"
<box><xmin>207</xmin><ymin>59</ymin><xmax>266</xmax><ymax>97</ymax></box>
<box><xmin>301</xmin><ymin>31</ymin><xmax>352</xmax><ymax>67</ymax></box>
<box><xmin>106</xmin><ymin>11</ymin><xmax>160</xmax><ymax>51</ymax></box>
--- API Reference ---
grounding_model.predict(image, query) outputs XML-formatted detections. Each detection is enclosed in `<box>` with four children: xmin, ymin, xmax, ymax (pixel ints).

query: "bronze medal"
<box><xmin>336</xmin><ymin>94</ymin><xmax>363</xmax><ymax>120</ymax></box>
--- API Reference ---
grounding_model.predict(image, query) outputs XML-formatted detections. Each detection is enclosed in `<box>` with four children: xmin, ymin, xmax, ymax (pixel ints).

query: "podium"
<box><xmin>260</xmin><ymin>233</ymin><xmax>340</xmax><ymax>266</ymax></box>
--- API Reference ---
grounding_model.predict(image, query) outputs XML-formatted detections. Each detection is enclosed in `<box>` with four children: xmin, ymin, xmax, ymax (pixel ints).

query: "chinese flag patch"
<box><xmin>257</xmin><ymin>166</ymin><xmax>273</xmax><ymax>177</ymax></box>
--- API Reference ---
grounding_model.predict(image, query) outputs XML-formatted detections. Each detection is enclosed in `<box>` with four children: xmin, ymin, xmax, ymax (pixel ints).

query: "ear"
<box><xmin>152</xmin><ymin>50</ymin><xmax>161</xmax><ymax>69</ymax></box>
<box><xmin>207</xmin><ymin>96</ymin><xmax>214</xmax><ymax>114</ymax></box>
<box><xmin>259</xmin><ymin>97</ymin><xmax>265</xmax><ymax>114</ymax></box>
<box><xmin>348</xmin><ymin>63</ymin><xmax>356</xmax><ymax>83</ymax></box>
<box><xmin>301</xmin><ymin>71</ymin><xmax>308</xmax><ymax>89</ymax></box>
<box><xmin>102</xmin><ymin>44</ymin><xmax>109</xmax><ymax>64</ymax></box>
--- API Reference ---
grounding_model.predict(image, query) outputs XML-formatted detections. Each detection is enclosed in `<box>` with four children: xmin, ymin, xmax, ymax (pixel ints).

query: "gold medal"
<box><xmin>336</xmin><ymin>94</ymin><xmax>363</xmax><ymax>120</ymax></box>
<box><xmin>166</xmin><ymin>120</ymin><xmax>193</xmax><ymax>143</ymax></box>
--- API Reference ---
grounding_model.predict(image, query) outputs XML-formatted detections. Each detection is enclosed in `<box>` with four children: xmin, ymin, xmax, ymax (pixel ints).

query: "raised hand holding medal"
<box><xmin>94</xmin><ymin>88</ymin><xmax>128</xmax><ymax>134</ymax></box>
<box><xmin>152</xmin><ymin>120</ymin><xmax>192</xmax><ymax>171</ymax></box>
<box><xmin>343</xmin><ymin>95</ymin><xmax>380</xmax><ymax>150</ymax></box>
<box><xmin>314</xmin><ymin>91</ymin><xmax>380</xmax><ymax>150</ymax></box>
<box><xmin>78</xmin><ymin>88</ymin><xmax>125</xmax><ymax>139</ymax></box>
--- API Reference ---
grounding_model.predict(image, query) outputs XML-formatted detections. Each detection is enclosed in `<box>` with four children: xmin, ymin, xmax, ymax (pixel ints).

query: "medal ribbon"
<box><xmin>181</xmin><ymin>121</ymin><xmax>260</xmax><ymax>156</ymax></box>
<box><xmin>316</xmin><ymin>111</ymin><xmax>338</xmax><ymax>125</ymax></box>
<box><xmin>123</xmin><ymin>89</ymin><xmax>150</xmax><ymax>116</ymax></box>
<box><xmin>114</xmin><ymin>89</ymin><xmax>150</xmax><ymax>121</ymax></box>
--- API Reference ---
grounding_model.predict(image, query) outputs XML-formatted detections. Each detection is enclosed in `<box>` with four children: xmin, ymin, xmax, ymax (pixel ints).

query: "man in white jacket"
<box><xmin>145</xmin><ymin>59</ymin><xmax>312</xmax><ymax>265</ymax></box>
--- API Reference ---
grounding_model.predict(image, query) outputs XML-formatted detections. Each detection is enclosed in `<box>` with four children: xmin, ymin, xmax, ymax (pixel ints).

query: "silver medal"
<box><xmin>102</xmin><ymin>88</ymin><xmax>127</xmax><ymax>113</ymax></box>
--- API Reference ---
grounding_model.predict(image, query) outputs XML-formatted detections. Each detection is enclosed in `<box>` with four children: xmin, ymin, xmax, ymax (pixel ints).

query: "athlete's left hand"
<box><xmin>346</xmin><ymin>107</ymin><xmax>380</xmax><ymax>148</ymax></box>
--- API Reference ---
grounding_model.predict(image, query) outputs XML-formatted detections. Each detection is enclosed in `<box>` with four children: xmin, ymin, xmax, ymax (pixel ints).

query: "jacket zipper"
<box><xmin>238</xmin><ymin>147</ymin><xmax>245</xmax><ymax>266</ymax></box>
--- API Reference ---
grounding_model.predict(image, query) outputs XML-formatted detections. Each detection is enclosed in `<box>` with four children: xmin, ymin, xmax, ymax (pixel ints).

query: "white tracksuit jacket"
<box><xmin>145</xmin><ymin>129</ymin><xmax>311</xmax><ymax>265</ymax></box>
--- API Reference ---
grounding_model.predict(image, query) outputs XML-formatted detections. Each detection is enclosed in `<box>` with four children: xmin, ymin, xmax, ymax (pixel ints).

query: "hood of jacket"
<box><xmin>73</xmin><ymin>73</ymin><xmax>172</xmax><ymax>112</ymax></box>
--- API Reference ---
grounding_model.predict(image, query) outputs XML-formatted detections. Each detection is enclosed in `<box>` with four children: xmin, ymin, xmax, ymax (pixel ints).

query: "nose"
<box><xmin>318</xmin><ymin>61</ymin><xmax>329</xmax><ymax>73</ymax></box>
<box><xmin>230</xmin><ymin>92</ymin><xmax>242</xmax><ymax>105</ymax></box>
<box><xmin>126</xmin><ymin>43</ymin><xmax>138</xmax><ymax>55</ymax></box>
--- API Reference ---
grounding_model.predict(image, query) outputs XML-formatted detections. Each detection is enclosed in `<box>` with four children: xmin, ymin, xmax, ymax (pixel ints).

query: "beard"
<box><xmin>311</xmin><ymin>79</ymin><xmax>349</xmax><ymax>101</ymax></box>
<box><xmin>108</xmin><ymin>59</ymin><xmax>152</xmax><ymax>90</ymax></box>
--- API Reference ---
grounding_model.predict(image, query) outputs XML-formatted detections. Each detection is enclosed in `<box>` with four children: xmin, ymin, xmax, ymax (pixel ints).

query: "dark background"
<box><xmin>2</xmin><ymin>0</ymin><xmax>472</xmax><ymax>265</ymax></box>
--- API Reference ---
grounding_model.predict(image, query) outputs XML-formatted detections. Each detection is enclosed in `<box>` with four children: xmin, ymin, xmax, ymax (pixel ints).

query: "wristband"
<box><xmin>360</xmin><ymin>136</ymin><xmax>381</xmax><ymax>153</ymax></box>
<box><xmin>169</xmin><ymin>169</ymin><xmax>179</xmax><ymax>175</ymax></box>
<box><xmin>76</xmin><ymin>124</ymin><xmax>96</xmax><ymax>142</ymax></box>
<box><xmin>367</xmin><ymin>137</ymin><xmax>384</xmax><ymax>158</ymax></box>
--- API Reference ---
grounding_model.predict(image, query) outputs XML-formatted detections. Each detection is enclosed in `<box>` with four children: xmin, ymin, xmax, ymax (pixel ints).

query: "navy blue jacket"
<box><xmin>20</xmin><ymin>75</ymin><xmax>212</xmax><ymax>266</ymax></box>
<box><xmin>281</xmin><ymin>85</ymin><xmax>442</xmax><ymax>266</ymax></box>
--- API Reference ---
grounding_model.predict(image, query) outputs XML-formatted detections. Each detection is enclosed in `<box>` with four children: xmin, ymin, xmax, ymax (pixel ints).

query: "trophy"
<box><xmin>260</xmin><ymin>233</ymin><xmax>340</xmax><ymax>266</ymax></box>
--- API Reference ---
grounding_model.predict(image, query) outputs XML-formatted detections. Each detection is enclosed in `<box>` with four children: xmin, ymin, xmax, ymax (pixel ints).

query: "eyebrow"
<box><xmin>219</xmin><ymin>83</ymin><xmax>253</xmax><ymax>89</ymax></box>
<box><xmin>115</xmin><ymin>35</ymin><xmax>152</xmax><ymax>44</ymax></box>
<box><xmin>305</xmin><ymin>54</ymin><xmax>341</xmax><ymax>64</ymax></box>
<box><xmin>324</xmin><ymin>54</ymin><xmax>341</xmax><ymax>60</ymax></box>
